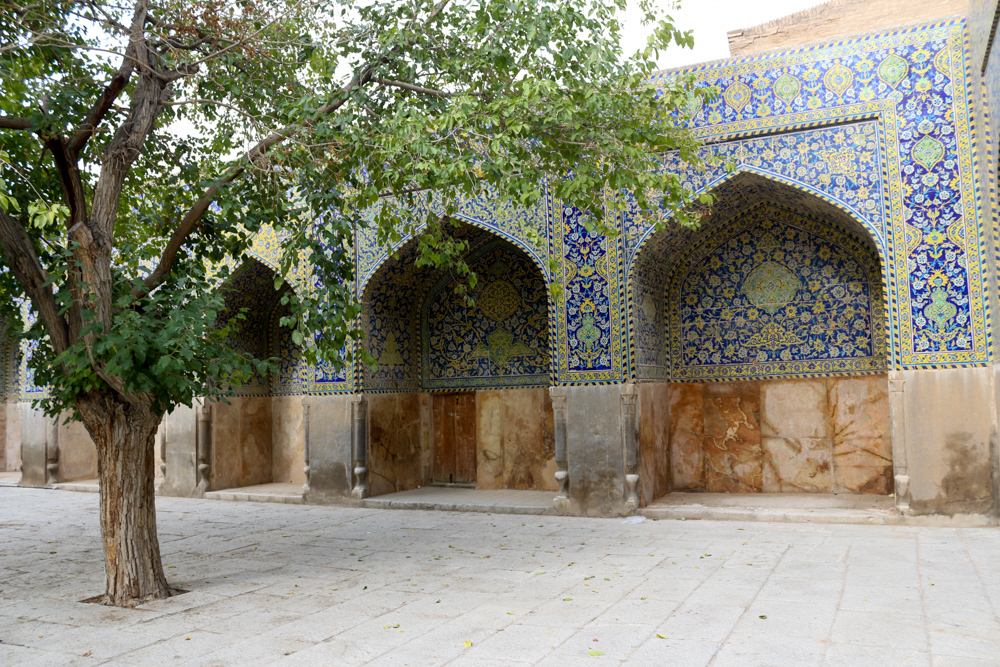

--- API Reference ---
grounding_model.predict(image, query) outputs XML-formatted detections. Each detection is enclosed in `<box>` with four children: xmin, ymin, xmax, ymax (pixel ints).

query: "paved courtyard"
<box><xmin>1</xmin><ymin>487</ymin><xmax>998</xmax><ymax>666</ymax></box>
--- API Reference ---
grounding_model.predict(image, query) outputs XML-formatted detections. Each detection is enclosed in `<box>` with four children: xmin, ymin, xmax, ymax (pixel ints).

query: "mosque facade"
<box><xmin>3</xmin><ymin>0</ymin><xmax>1000</xmax><ymax>521</ymax></box>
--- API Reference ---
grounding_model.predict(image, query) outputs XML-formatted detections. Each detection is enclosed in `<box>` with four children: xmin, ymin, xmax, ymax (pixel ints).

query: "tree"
<box><xmin>0</xmin><ymin>0</ymin><xmax>714</xmax><ymax>606</ymax></box>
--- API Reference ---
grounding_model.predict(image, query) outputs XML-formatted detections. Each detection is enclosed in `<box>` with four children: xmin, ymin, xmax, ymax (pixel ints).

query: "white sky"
<box><xmin>620</xmin><ymin>0</ymin><xmax>829</xmax><ymax>71</ymax></box>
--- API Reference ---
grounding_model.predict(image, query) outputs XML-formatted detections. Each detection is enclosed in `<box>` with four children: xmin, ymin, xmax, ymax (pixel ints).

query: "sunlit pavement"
<box><xmin>1</xmin><ymin>487</ymin><xmax>999</xmax><ymax>666</ymax></box>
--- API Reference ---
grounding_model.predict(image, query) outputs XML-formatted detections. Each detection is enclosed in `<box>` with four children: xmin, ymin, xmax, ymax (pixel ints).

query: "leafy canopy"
<box><xmin>0</xmin><ymin>0</ymin><xmax>714</xmax><ymax>418</ymax></box>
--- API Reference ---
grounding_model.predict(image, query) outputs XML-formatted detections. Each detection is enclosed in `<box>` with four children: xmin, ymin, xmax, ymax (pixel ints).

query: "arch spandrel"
<box><xmin>625</xmin><ymin>121</ymin><xmax>889</xmax><ymax>266</ymax></box>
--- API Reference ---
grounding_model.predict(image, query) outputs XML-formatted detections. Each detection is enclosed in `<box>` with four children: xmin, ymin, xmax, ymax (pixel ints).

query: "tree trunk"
<box><xmin>77</xmin><ymin>391</ymin><xmax>173</xmax><ymax>607</ymax></box>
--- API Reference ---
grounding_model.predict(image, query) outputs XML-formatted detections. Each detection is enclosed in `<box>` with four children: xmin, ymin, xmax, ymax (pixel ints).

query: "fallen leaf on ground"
<box><xmin>463</xmin><ymin>641</ymin><xmax>472</xmax><ymax>648</ymax></box>
<box><xmin>656</xmin><ymin>634</ymin><xmax>668</xmax><ymax>639</ymax></box>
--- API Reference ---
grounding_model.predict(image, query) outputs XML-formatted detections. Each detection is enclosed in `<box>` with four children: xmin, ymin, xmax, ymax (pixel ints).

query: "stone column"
<box><xmin>549</xmin><ymin>386</ymin><xmax>571</xmax><ymax>512</ymax></box>
<box><xmin>351</xmin><ymin>394</ymin><xmax>369</xmax><ymax>499</ymax></box>
<box><xmin>888</xmin><ymin>372</ymin><xmax>910</xmax><ymax>514</ymax></box>
<box><xmin>621</xmin><ymin>383</ymin><xmax>640</xmax><ymax>513</ymax></box>
<box><xmin>44</xmin><ymin>417</ymin><xmax>59</xmax><ymax>485</ymax></box>
<box><xmin>196</xmin><ymin>401</ymin><xmax>213</xmax><ymax>495</ymax></box>
<box><xmin>302</xmin><ymin>399</ymin><xmax>312</xmax><ymax>494</ymax></box>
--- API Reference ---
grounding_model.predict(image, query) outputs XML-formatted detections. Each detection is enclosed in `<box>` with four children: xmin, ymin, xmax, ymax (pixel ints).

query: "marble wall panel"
<box><xmin>18</xmin><ymin>405</ymin><xmax>46</xmax><ymax>486</ymax></box>
<box><xmin>501</xmin><ymin>388</ymin><xmax>556</xmax><ymax>491</ymax></box>
<box><xmin>828</xmin><ymin>375</ymin><xmax>892</xmax><ymax>494</ymax></box>
<box><xmin>476</xmin><ymin>390</ymin><xmax>505</xmax><ymax>489</ymax></box>
<box><xmin>271</xmin><ymin>395</ymin><xmax>305</xmax><ymax>484</ymax></box>
<box><xmin>762</xmin><ymin>437</ymin><xmax>832</xmax><ymax>493</ymax></box>
<box><xmin>160</xmin><ymin>403</ymin><xmax>197</xmax><ymax>497</ymax></box>
<box><xmin>564</xmin><ymin>384</ymin><xmax>628</xmax><ymax>516</ymax></box>
<box><xmin>368</xmin><ymin>392</ymin><xmax>428</xmax><ymax>496</ymax></box>
<box><xmin>653</xmin><ymin>375</ymin><xmax>891</xmax><ymax>496</ymax></box>
<box><xmin>241</xmin><ymin>396</ymin><xmax>274</xmax><ymax>487</ymax></box>
<box><xmin>656</xmin><ymin>375</ymin><xmax>892</xmax><ymax>494</ymax></box>
<box><xmin>211</xmin><ymin>396</ymin><xmax>274</xmax><ymax>490</ymax></box>
<box><xmin>668</xmin><ymin>384</ymin><xmax>704</xmax><ymax>490</ymax></box>
<box><xmin>638</xmin><ymin>383</ymin><xmax>671</xmax><ymax>504</ymax></box>
<box><xmin>761</xmin><ymin>380</ymin><xmax>832</xmax><ymax>492</ymax></box>
<box><xmin>211</xmin><ymin>398</ymin><xmax>241</xmax><ymax>490</ymax></box>
<box><xmin>57</xmin><ymin>417</ymin><xmax>97</xmax><ymax>483</ymax></box>
<box><xmin>475</xmin><ymin>388</ymin><xmax>556</xmax><ymax>491</ymax></box>
<box><xmin>703</xmin><ymin>383</ymin><xmax>762</xmax><ymax>492</ymax></box>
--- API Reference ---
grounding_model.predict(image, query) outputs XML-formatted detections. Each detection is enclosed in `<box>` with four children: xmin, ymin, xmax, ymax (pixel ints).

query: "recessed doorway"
<box><xmin>432</xmin><ymin>392</ymin><xmax>477</xmax><ymax>485</ymax></box>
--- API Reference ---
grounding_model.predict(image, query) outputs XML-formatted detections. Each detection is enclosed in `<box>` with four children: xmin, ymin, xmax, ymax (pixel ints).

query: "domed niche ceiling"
<box><xmin>631</xmin><ymin>172</ymin><xmax>887</xmax><ymax>382</ymax></box>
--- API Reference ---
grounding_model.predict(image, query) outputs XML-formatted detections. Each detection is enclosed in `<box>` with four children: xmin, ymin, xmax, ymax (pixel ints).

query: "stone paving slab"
<box><xmin>1</xmin><ymin>486</ymin><xmax>999</xmax><ymax>666</ymax></box>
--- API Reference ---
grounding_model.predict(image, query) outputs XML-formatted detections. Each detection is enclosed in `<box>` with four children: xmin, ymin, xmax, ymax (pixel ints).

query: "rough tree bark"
<box><xmin>76</xmin><ymin>392</ymin><xmax>172</xmax><ymax>606</ymax></box>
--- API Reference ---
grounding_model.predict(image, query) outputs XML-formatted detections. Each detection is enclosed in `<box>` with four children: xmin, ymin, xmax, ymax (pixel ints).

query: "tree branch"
<box><xmin>0</xmin><ymin>117</ymin><xmax>32</xmax><ymax>130</ymax></box>
<box><xmin>376</xmin><ymin>78</ymin><xmax>454</xmax><ymax>97</ymax></box>
<box><xmin>67</xmin><ymin>70</ymin><xmax>132</xmax><ymax>153</ymax></box>
<box><xmin>43</xmin><ymin>136</ymin><xmax>89</xmax><ymax>226</ymax></box>
<box><xmin>0</xmin><ymin>209</ymin><xmax>70</xmax><ymax>354</ymax></box>
<box><xmin>135</xmin><ymin>74</ymin><xmax>362</xmax><ymax>299</ymax></box>
<box><xmin>135</xmin><ymin>0</ymin><xmax>457</xmax><ymax>299</ymax></box>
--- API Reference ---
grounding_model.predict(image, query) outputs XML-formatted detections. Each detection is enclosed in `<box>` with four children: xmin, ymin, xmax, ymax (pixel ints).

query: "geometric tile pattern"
<box><xmin>17</xmin><ymin>297</ymin><xmax>46</xmax><ymax>401</ymax></box>
<box><xmin>360</xmin><ymin>227</ymin><xmax>549</xmax><ymax>392</ymax></box>
<box><xmin>665</xmin><ymin>204</ymin><xmax>886</xmax><ymax>381</ymax></box>
<box><xmin>360</xmin><ymin>226</ymin><xmax>498</xmax><ymax>392</ymax></box>
<box><xmin>630</xmin><ymin>171</ymin><xmax>886</xmax><ymax>380</ymax></box>
<box><xmin>421</xmin><ymin>240</ymin><xmax>550</xmax><ymax>390</ymax></box>
<box><xmin>551</xmin><ymin>204</ymin><xmax>624</xmax><ymax>383</ymax></box>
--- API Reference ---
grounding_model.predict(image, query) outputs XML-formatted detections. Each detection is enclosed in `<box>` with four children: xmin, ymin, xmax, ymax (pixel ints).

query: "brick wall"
<box><xmin>728</xmin><ymin>0</ymin><xmax>969</xmax><ymax>57</ymax></box>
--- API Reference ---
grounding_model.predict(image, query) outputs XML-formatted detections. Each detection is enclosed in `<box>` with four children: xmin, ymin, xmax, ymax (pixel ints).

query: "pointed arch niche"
<box><xmin>359</xmin><ymin>221</ymin><xmax>556</xmax><ymax>496</ymax></box>
<box><xmin>628</xmin><ymin>173</ymin><xmax>893</xmax><ymax>501</ymax></box>
<box><xmin>207</xmin><ymin>257</ymin><xmax>306</xmax><ymax>492</ymax></box>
